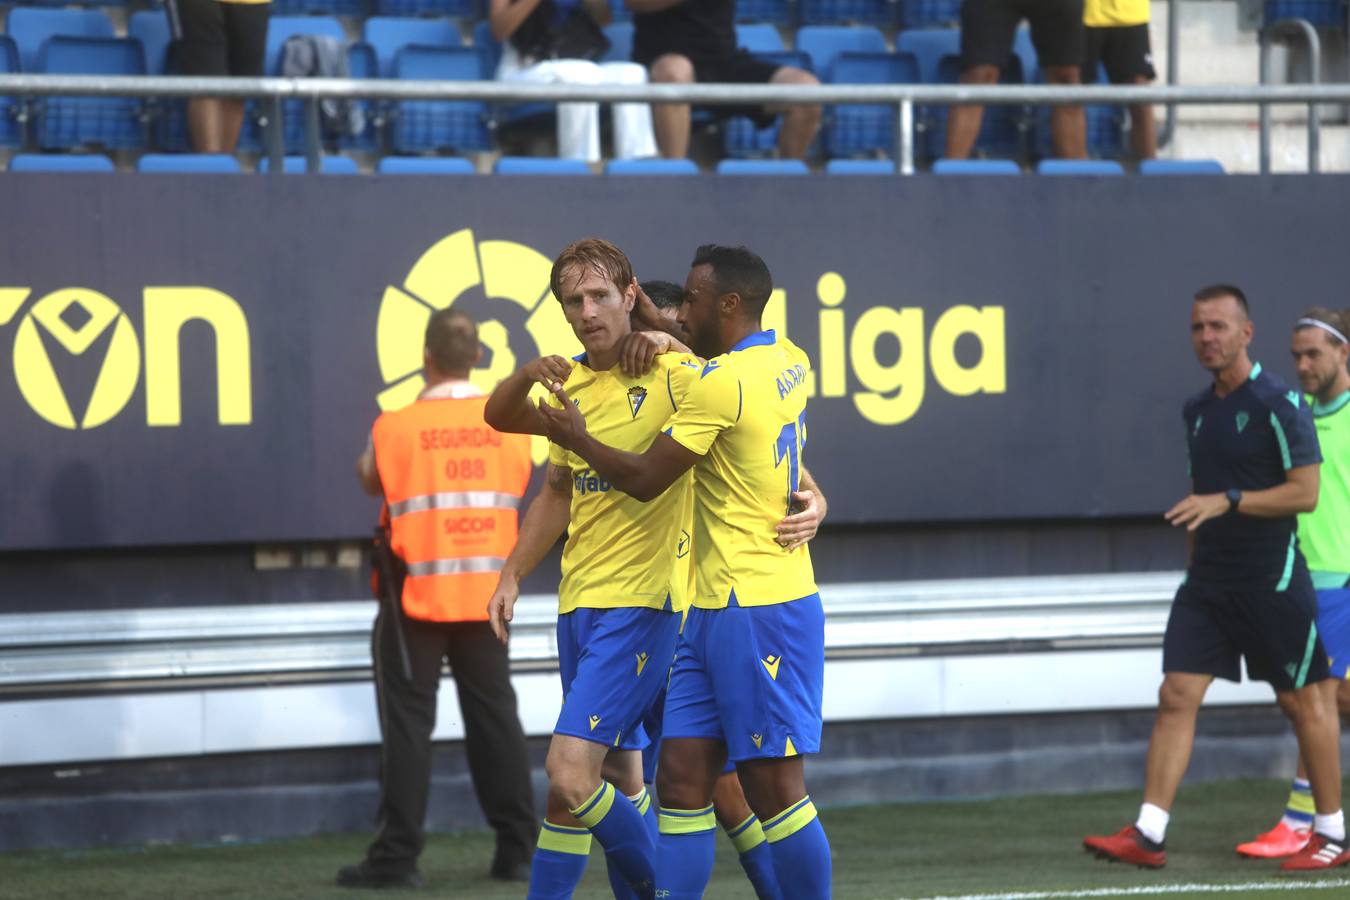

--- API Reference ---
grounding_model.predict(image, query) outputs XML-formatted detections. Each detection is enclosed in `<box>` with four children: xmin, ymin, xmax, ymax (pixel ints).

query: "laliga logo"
<box><xmin>0</xmin><ymin>287</ymin><xmax>251</xmax><ymax>429</ymax></box>
<box><xmin>376</xmin><ymin>229</ymin><xmax>581</xmax><ymax>463</ymax></box>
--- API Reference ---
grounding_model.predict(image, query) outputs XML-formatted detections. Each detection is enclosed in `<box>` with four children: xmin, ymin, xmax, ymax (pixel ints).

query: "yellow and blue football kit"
<box><xmin>546</xmin><ymin>352</ymin><xmax>699</xmax><ymax>752</ymax></box>
<box><xmin>661</xmin><ymin>329</ymin><xmax>823</xmax><ymax>762</ymax></box>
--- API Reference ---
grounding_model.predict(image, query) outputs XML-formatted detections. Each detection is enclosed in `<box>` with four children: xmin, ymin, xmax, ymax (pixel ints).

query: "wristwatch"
<box><xmin>1226</xmin><ymin>488</ymin><xmax>1243</xmax><ymax>513</ymax></box>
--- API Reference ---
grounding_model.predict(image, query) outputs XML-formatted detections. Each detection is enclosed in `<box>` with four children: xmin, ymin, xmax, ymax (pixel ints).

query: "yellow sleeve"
<box><xmin>664</xmin><ymin>360</ymin><xmax>740</xmax><ymax>456</ymax></box>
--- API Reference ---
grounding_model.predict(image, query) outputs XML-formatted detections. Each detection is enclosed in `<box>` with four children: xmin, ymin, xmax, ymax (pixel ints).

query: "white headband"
<box><xmin>1297</xmin><ymin>317</ymin><xmax>1349</xmax><ymax>345</ymax></box>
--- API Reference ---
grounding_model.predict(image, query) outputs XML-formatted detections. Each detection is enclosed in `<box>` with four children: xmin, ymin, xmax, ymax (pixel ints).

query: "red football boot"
<box><xmin>1235</xmin><ymin>821</ymin><xmax>1311</xmax><ymax>859</ymax></box>
<box><xmin>1084</xmin><ymin>825</ymin><xmax>1166</xmax><ymax>869</ymax></box>
<box><xmin>1281</xmin><ymin>832</ymin><xmax>1350</xmax><ymax>870</ymax></box>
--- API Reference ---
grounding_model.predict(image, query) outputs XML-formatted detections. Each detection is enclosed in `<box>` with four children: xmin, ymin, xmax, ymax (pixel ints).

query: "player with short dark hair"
<box><xmin>537</xmin><ymin>244</ymin><xmax>832</xmax><ymax>898</ymax></box>
<box><xmin>1084</xmin><ymin>285</ymin><xmax>1347</xmax><ymax>871</ymax></box>
<box><xmin>1236</xmin><ymin>307</ymin><xmax>1350</xmax><ymax>860</ymax></box>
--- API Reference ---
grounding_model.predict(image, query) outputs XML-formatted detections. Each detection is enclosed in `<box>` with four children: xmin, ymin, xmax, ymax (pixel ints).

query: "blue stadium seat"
<box><xmin>924</xmin><ymin>53</ymin><xmax>1026</xmax><ymax>162</ymax></box>
<box><xmin>735</xmin><ymin>0</ymin><xmax>793</xmax><ymax>25</ymax></box>
<box><xmin>391</xmin><ymin>45</ymin><xmax>493</xmax><ymax>153</ymax></box>
<box><xmin>494</xmin><ymin>156</ymin><xmax>591</xmax><ymax>174</ymax></box>
<box><xmin>895</xmin><ymin>28</ymin><xmax>960</xmax><ymax>84</ymax></box>
<box><xmin>127</xmin><ymin>10</ymin><xmax>190</xmax><ymax>152</ymax></box>
<box><xmin>373</xmin><ymin>0</ymin><xmax>479</xmax><ymax>17</ymax></box>
<box><xmin>735</xmin><ymin>23</ymin><xmax>786</xmax><ymax>53</ymax></box>
<box><xmin>601</xmin><ymin>22</ymin><xmax>634</xmax><ymax>63</ymax></box>
<box><xmin>38</xmin><ymin>36</ymin><xmax>146</xmax><ymax>150</ymax></box>
<box><xmin>343</xmin><ymin>42</ymin><xmax>381</xmax><ymax>151</ymax></box>
<box><xmin>471</xmin><ymin>20</ymin><xmax>549</xmax><ymax>129</ymax></box>
<box><xmin>899</xmin><ymin>0</ymin><xmax>962</xmax><ymax>28</ymax></box>
<box><xmin>1036</xmin><ymin>159</ymin><xmax>1125</xmax><ymax>175</ymax></box>
<box><xmin>932</xmin><ymin>158</ymin><xmax>1020</xmax><ymax>174</ymax></box>
<box><xmin>796</xmin><ymin>26</ymin><xmax>886</xmax><ymax>82</ymax></box>
<box><xmin>9</xmin><ymin>153</ymin><xmax>115</xmax><ymax>172</ymax></box>
<box><xmin>716</xmin><ymin>159</ymin><xmax>810</xmax><ymax>174</ymax></box>
<box><xmin>1139</xmin><ymin>159</ymin><xmax>1226</xmax><ymax>175</ymax></box>
<box><xmin>364</xmin><ymin>16</ymin><xmax>463</xmax><ymax>78</ymax></box>
<box><xmin>261</xmin><ymin>17</ymin><xmax>349</xmax><ymax>154</ymax></box>
<box><xmin>271</xmin><ymin>0</ymin><xmax>367</xmax><ymax>15</ymax></box>
<box><xmin>0</xmin><ymin>36</ymin><xmax>21</xmax><ymax>147</ymax></box>
<box><xmin>825</xmin><ymin>51</ymin><xmax>918</xmax><ymax>159</ymax></box>
<box><xmin>608</xmin><ymin>0</ymin><xmax>632</xmax><ymax>23</ymax></box>
<box><xmin>138</xmin><ymin>154</ymin><xmax>243</xmax><ymax>173</ymax></box>
<box><xmin>799</xmin><ymin>0</ymin><xmax>890</xmax><ymax>27</ymax></box>
<box><xmin>1265</xmin><ymin>0</ymin><xmax>1346</xmax><ymax>27</ymax></box>
<box><xmin>6</xmin><ymin>8</ymin><xmax>115</xmax><ymax>73</ymax></box>
<box><xmin>825</xmin><ymin>158</ymin><xmax>895</xmax><ymax>174</ymax></box>
<box><xmin>257</xmin><ymin>155</ymin><xmax>362</xmax><ymax>173</ymax></box>
<box><xmin>720</xmin><ymin>49</ymin><xmax>812</xmax><ymax>158</ymax></box>
<box><xmin>605</xmin><ymin>158</ymin><xmax>700</xmax><ymax>175</ymax></box>
<box><xmin>377</xmin><ymin>156</ymin><xmax>476</xmax><ymax>174</ymax></box>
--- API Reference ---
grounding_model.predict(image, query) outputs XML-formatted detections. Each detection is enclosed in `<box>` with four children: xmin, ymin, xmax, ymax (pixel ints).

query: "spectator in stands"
<box><xmin>490</xmin><ymin>0</ymin><xmax>658</xmax><ymax>162</ymax></box>
<box><xmin>167</xmin><ymin>0</ymin><xmax>271</xmax><ymax>153</ymax></box>
<box><xmin>1084</xmin><ymin>285</ymin><xmax>1347</xmax><ymax>872</ymax></box>
<box><xmin>341</xmin><ymin>308</ymin><xmax>537</xmax><ymax>890</ymax></box>
<box><xmin>627</xmin><ymin>0</ymin><xmax>820</xmax><ymax>160</ymax></box>
<box><xmin>947</xmin><ymin>0</ymin><xmax>1086</xmax><ymax>159</ymax></box>
<box><xmin>1082</xmin><ymin>0</ymin><xmax>1155</xmax><ymax>159</ymax></box>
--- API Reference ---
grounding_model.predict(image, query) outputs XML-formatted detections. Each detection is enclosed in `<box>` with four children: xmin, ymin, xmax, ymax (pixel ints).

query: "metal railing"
<box><xmin>0</xmin><ymin>571</ymin><xmax>1184</xmax><ymax>698</ymax></box>
<box><xmin>3</xmin><ymin>74</ymin><xmax>1348</xmax><ymax>174</ymax></box>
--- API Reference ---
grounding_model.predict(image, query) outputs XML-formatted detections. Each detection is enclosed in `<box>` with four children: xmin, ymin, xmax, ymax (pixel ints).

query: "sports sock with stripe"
<box><xmin>605</xmin><ymin>789</ymin><xmax>660</xmax><ymax>900</ymax></box>
<box><xmin>763</xmin><ymin>796</ymin><xmax>831</xmax><ymax>899</ymax></box>
<box><xmin>656</xmin><ymin>805</ymin><xmax>717</xmax><ymax>900</ymax></box>
<box><xmin>527</xmin><ymin>822</ymin><xmax>591</xmax><ymax>900</ymax></box>
<box><xmin>726</xmin><ymin>813</ymin><xmax>782</xmax><ymax>900</ymax></box>
<box><xmin>570</xmin><ymin>782</ymin><xmax>655</xmax><ymax>897</ymax></box>
<box><xmin>1281</xmin><ymin>778</ymin><xmax>1316</xmax><ymax>831</ymax></box>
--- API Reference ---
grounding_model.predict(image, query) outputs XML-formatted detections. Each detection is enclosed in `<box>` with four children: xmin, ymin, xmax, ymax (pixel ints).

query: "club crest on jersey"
<box><xmin>627</xmin><ymin>385</ymin><xmax>647</xmax><ymax>419</ymax></box>
<box><xmin>751</xmin><ymin>733</ymin><xmax>764</xmax><ymax>749</ymax></box>
<box><xmin>676</xmin><ymin>530</ymin><xmax>690</xmax><ymax>559</ymax></box>
<box><xmin>761</xmin><ymin>655</ymin><xmax>782</xmax><ymax>681</ymax></box>
<box><xmin>636</xmin><ymin>652</ymin><xmax>649</xmax><ymax>677</ymax></box>
<box><xmin>588</xmin><ymin>715</ymin><xmax>601</xmax><ymax>732</ymax></box>
<box><xmin>1236</xmin><ymin>411</ymin><xmax>1250</xmax><ymax>433</ymax></box>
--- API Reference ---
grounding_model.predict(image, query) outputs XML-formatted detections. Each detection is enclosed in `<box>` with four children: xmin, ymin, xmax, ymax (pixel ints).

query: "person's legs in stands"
<box><xmin>1029</xmin><ymin>0</ymin><xmax>1086</xmax><ymax>158</ymax></box>
<box><xmin>599</xmin><ymin>61</ymin><xmax>659</xmax><ymax>160</ymax></box>
<box><xmin>947</xmin><ymin>0</ymin><xmax>1018</xmax><ymax>159</ymax></box>
<box><xmin>768</xmin><ymin>66</ymin><xmax>821</xmax><ymax>160</ymax></box>
<box><xmin>647</xmin><ymin>53</ymin><xmax>695</xmax><ymax>158</ymax></box>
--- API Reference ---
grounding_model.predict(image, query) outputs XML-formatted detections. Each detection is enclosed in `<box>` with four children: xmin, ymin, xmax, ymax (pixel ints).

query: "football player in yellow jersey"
<box><xmin>482</xmin><ymin>239</ymin><xmax>698</xmax><ymax>899</ymax></box>
<box><xmin>539</xmin><ymin>245</ymin><xmax>832</xmax><ymax>899</ymax></box>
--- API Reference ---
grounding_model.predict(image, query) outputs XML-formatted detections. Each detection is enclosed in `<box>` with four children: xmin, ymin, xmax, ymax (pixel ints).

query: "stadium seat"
<box><xmin>1138</xmin><ymin>159</ymin><xmax>1226</xmax><ymax>175</ymax></box>
<box><xmin>601</xmin><ymin>22</ymin><xmax>634</xmax><ymax>64</ymax></box>
<box><xmin>127</xmin><ymin>10</ymin><xmax>190</xmax><ymax>152</ymax></box>
<box><xmin>494</xmin><ymin>156</ymin><xmax>591</xmax><ymax>174</ymax></box>
<box><xmin>471</xmin><ymin>20</ymin><xmax>550</xmax><ymax>131</ymax></box>
<box><xmin>6</xmin><ymin>7</ymin><xmax>115</xmax><ymax>73</ymax></box>
<box><xmin>799</xmin><ymin>0</ymin><xmax>891</xmax><ymax>27</ymax></box>
<box><xmin>137</xmin><ymin>154</ymin><xmax>243</xmax><ymax>173</ymax></box>
<box><xmin>796</xmin><ymin>26</ymin><xmax>887</xmax><ymax>83</ymax></box>
<box><xmin>720</xmin><ymin>49</ymin><xmax>812</xmax><ymax>158</ymax></box>
<box><xmin>377</xmin><ymin>156</ymin><xmax>476</xmax><ymax>174</ymax></box>
<box><xmin>1030</xmin><ymin>65</ymin><xmax>1123</xmax><ymax>160</ymax></box>
<box><xmin>9</xmin><ymin>153</ymin><xmax>115</xmax><ymax>172</ymax></box>
<box><xmin>734</xmin><ymin>0</ymin><xmax>793</xmax><ymax>25</ymax></box>
<box><xmin>373</xmin><ymin>0</ymin><xmax>479</xmax><ymax>18</ymax></box>
<box><xmin>342</xmin><ymin>42</ymin><xmax>380</xmax><ymax>152</ymax></box>
<box><xmin>257</xmin><ymin>155</ymin><xmax>362</xmax><ymax>174</ymax></box>
<box><xmin>391</xmin><ymin>45</ymin><xmax>493</xmax><ymax>154</ymax></box>
<box><xmin>825</xmin><ymin>51</ymin><xmax>919</xmax><ymax>159</ymax></box>
<box><xmin>716</xmin><ymin>159</ymin><xmax>810</xmax><ymax>174</ymax></box>
<box><xmin>0</xmin><ymin>36</ymin><xmax>21</xmax><ymax>147</ymax></box>
<box><xmin>899</xmin><ymin>0</ymin><xmax>962</xmax><ymax>28</ymax></box>
<box><xmin>924</xmin><ymin>53</ymin><xmax>1026</xmax><ymax>162</ymax></box>
<box><xmin>1264</xmin><ymin>0</ymin><xmax>1346</xmax><ymax>28</ymax></box>
<box><xmin>604</xmin><ymin>158</ymin><xmax>700</xmax><ymax>175</ymax></box>
<box><xmin>364</xmin><ymin>16</ymin><xmax>463</xmax><ymax>78</ymax></box>
<box><xmin>894</xmin><ymin>28</ymin><xmax>960</xmax><ymax>85</ymax></box>
<box><xmin>37</xmin><ymin>36</ymin><xmax>146</xmax><ymax>151</ymax></box>
<box><xmin>1036</xmin><ymin>159</ymin><xmax>1125</xmax><ymax>175</ymax></box>
<box><xmin>261</xmin><ymin>17</ymin><xmax>350</xmax><ymax>154</ymax></box>
<box><xmin>608</xmin><ymin>0</ymin><xmax>631</xmax><ymax>24</ymax></box>
<box><xmin>271</xmin><ymin>0</ymin><xmax>367</xmax><ymax>15</ymax></box>
<box><xmin>735</xmin><ymin>23</ymin><xmax>786</xmax><ymax>53</ymax></box>
<box><xmin>825</xmin><ymin>159</ymin><xmax>895</xmax><ymax>174</ymax></box>
<box><xmin>931</xmin><ymin>158</ymin><xmax>1020</xmax><ymax>174</ymax></box>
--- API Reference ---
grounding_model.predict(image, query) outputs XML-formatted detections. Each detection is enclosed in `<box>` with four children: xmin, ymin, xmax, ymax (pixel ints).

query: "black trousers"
<box><xmin>366</xmin><ymin>605</ymin><xmax>537</xmax><ymax>870</ymax></box>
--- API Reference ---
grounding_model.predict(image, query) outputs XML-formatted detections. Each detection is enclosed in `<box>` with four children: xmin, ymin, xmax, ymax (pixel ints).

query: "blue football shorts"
<box><xmin>662</xmin><ymin>593</ymin><xmax>825</xmax><ymax>763</ymax></box>
<box><xmin>1317</xmin><ymin>588</ymin><xmax>1350</xmax><ymax>679</ymax></box>
<box><xmin>555</xmin><ymin>606</ymin><xmax>679</xmax><ymax>750</ymax></box>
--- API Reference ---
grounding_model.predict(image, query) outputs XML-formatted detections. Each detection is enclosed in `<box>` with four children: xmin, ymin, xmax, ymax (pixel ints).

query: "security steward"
<box><xmin>341</xmin><ymin>308</ymin><xmax>537</xmax><ymax>889</ymax></box>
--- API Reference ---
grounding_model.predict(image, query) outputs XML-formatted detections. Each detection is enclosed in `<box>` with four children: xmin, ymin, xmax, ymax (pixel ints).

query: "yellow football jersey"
<box><xmin>548</xmin><ymin>353</ymin><xmax>700</xmax><ymax>613</ymax></box>
<box><xmin>1084</xmin><ymin>0</ymin><xmax>1149</xmax><ymax>27</ymax></box>
<box><xmin>664</xmin><ymin>330</ymin><xmax>818</xmax><ymax>609</ymax></box>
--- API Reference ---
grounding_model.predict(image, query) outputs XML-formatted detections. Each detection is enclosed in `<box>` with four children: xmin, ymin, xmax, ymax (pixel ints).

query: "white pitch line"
<box><xmin>910</xmin><ymin>878</ymin><xmax>1350</xmax><ymax>900</ymax></box>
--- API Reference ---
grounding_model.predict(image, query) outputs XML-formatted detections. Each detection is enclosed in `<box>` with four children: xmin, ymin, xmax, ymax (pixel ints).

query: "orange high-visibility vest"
<box><xmin>371</xmin><ymin>394</ymin><xmax>531</xmax><ymax>622</ymax></box>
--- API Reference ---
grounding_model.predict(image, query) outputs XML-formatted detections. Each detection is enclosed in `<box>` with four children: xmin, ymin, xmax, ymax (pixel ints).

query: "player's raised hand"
<box><xmin>1164</xmin><ymin>493</ymin><xmax>1228</xmax><ymax>531</ymax></box>
<box><xmin>537</xmin><ymin>383</ymin><xmax>588</xmax><ymax>450</ymax></box>
<box><xmin>524</xmin><ymin>355</ymin><xmax>574</xmax><ymax>389</ymax></box>
<box><xmin>776</xmin><ymin>490</ymin><xmax>824</xmax><ymax>551</ymax></box>
<box><xmin>617</xmin><ymin>331</ymin><xmax>672</xmax><ymax>377</ymax></box>
<box><xmin>487</xmin><ymin>573</ymin><xmax>522</xmax><ymax>645</ymax></box>
<box><xmin>631</xmin><ymin>279</ymin><xmax>663</xmax><ymax>330</ymax></box>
